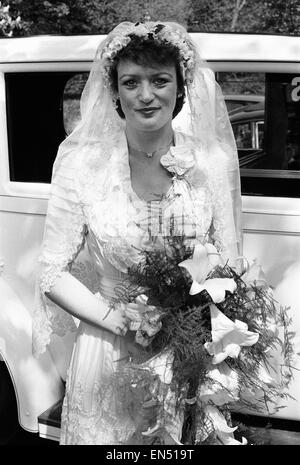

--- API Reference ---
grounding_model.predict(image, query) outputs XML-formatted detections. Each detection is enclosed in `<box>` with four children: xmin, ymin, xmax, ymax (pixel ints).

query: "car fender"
<box><xmin>0</xmin><ymin>276</ymin><xmax>64</xmax><ymax>432</ymax></box>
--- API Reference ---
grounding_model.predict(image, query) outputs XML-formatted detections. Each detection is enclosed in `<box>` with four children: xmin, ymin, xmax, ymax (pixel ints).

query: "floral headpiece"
<box><xmin>101</xmin><ymin>21</ymin><xmax>196</xmax><ymax>88</ymax></box>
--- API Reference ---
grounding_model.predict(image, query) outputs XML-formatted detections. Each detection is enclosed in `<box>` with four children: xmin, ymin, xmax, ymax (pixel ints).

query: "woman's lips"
<box><xmin>136</xmin><ymin>107</ymin><xmax>160</xmax><ymax>116</ymax></box>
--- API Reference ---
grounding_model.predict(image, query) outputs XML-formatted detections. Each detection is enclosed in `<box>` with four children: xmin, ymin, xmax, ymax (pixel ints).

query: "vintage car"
<box><xmin>0</xmin><ymin>32</ymin><xmax>300</xmax><ymax>443</ymax></box>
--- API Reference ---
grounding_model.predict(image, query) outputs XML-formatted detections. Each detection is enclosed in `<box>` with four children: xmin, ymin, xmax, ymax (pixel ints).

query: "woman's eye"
<box><xmin>123</xmin><ymin>79</ymin><xmax>137</xmax><ymax>88</ymax></box>
<box><xmin>153</xmin><ymin>78</ymin><xmax>168</xmax><ymax>86</ymax></box>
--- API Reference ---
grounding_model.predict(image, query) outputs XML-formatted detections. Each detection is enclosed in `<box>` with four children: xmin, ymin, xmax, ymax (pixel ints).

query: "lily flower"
<box><xmin>242</xmin><ymin>258</ymin><xmax>268</xmax><ymax>288</ymax></box>
<box><xmin>138</xmin><ymin>350</ymin><xmax>185</xmax><ymax>445</ymax></box>
<box><xmin>178</xmin><ymin>243</ymin><xmax>237</xmax><ymax>303</ymax></box>
<box><xmin>198</xmin><ymin>362</ymin><xmax>240</xmax><ymax>405</ymax></box>
<box><xmin>204</xmin><ymin>405</ymin><xmax>247</xmax><ymax>445</ymax></box>
<box><xmin>142</xmin><ymin>386</ymin><xmax>184</xmax><ymax>445</ymax></box>
<box><xmin>204</xmin><ymin>304</ymin><xmax>259</xmax><ymax>364</ymax></box>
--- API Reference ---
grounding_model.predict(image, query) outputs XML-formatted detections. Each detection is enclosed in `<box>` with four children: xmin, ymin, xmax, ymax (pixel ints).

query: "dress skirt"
<box><xmin>60</xmin><ymin>321</ymin><xmax>137</xmax><ymax>445</ymax></box>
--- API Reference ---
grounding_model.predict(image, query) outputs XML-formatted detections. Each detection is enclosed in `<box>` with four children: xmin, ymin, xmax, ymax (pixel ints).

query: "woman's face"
<box><xmin>116</xmin><ymin>59</ymin><xmax>178</xmax><ymax>132</ymax></box>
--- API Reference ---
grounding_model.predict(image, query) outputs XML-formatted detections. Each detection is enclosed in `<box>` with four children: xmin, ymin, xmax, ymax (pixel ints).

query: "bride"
<box><xmin>33</xmin><ymin>19</ymin><xmax>242</xmax><ymax>445</ymax></box>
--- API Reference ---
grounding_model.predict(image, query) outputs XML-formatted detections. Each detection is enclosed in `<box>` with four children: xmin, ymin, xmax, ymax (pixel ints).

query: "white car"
<box><xmin>1</xmin><ymin>32</ymin><xmax>300</xmax><ymax>442</ymax></box>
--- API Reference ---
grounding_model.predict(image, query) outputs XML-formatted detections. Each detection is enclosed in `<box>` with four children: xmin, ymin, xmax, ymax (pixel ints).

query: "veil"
<box><xmin>56</xmin><ymin>21</ymin><xmax>242</xmax><ymax>251</ymax></box>
<box><xmin>33</xmin><ymin>21</ymin><xmax>242</xmax><ymax>357</ymax></box>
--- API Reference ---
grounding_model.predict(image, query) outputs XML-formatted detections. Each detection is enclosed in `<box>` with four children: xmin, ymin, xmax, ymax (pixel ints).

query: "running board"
<box><xmin>38</xmin><ymin>399</ymin><xmax>62</xmax><ymax>442</ymax></box>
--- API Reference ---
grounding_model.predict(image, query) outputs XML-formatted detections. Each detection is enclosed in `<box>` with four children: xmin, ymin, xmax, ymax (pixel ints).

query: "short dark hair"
<box><xmin>108</xmin><ymin>34</ymin><xmax>185</xmax><ymax>119</ymax></box>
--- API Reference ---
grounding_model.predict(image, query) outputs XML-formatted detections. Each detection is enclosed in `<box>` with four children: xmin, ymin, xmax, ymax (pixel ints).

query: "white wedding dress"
<box><xmin>33</xmin><ymin>131</ymin><xmax>238</xmax><ymax>445</ymax></box>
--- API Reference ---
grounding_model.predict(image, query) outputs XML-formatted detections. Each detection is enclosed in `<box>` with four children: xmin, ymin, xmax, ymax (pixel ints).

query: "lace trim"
<box><xmin>60</xmin><ymin>377</ymin><xmax>136</xmax><ymax>445</ymax></box>
<box><xmin>208</xmin><ymin>158</ymin><xmax>237</xmax><ymax>261</ymax></box>
<box><xmin>33</xmin><ymin>222</ymin><xmax>86</xmax><ymax>356</ymax></box>
<box><xmin>33</xmin><ymin>150</ymin><xmax>87</xmax><ymax>356</ymax></box>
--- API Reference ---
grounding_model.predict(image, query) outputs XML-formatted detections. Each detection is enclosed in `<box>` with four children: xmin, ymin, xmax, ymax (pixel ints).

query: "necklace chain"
<box><xmin>128</xmin><ymin>137</ymin><xmax>174</xmax><ymax>158</ymax></box>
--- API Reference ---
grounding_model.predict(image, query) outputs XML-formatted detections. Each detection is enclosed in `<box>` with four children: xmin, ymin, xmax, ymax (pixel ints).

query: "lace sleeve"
<box><xmin>209</xmin><ymin>157</ymin><xmax>239</xmax><ymax>264</ymax></box>
<box><xmin>33</xmin><ymin>152</ymin><xmax>87</xmax><ymax>356</ymax></box>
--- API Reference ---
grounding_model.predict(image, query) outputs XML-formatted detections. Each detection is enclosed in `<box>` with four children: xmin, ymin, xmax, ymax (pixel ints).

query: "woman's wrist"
<box><xmin>94</xmin><ymin>292</ymin><xmax>128</xmax><ymax>336</ymax></box>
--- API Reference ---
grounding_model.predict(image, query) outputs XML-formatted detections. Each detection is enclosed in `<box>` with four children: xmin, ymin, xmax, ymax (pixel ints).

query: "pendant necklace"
<box><xmin>128</xmin><ymin>136</ymin><xmax>174</xmax><ymax>158</ymax></box>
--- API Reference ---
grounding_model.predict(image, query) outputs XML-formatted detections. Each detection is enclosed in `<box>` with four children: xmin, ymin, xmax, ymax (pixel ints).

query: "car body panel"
<box><xmin>0</xmin><ymin>277</ymin><xmax>64</xmax><ymax>432</ymax></box>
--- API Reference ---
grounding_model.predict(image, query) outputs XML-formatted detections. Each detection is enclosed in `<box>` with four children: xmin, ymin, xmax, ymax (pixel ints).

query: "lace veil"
<box><xmin>33</xmin><ymin>21</ymin><xmax>242</xmax><ymax>357</ymax></box>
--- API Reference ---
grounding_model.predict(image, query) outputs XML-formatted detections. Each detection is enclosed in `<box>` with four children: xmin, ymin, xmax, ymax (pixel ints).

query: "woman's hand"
<box><xmin>100</xmin><ymin>303</ymin><xmax>129</xmax><ymax>336</ymax></box>
<box><xmin>102</xmin><ymin>307</ymin><xmax>128</xmax><ymax>336</ymax></box>
<box><xmin>123</xmin><ymin>296</ymin><xmax>149</xmax><ymax>330</ymax></box>
<box><xmin>122</xmin><ymin>295</ymin><xmax>163</xmax><ymax>346</ymax></box>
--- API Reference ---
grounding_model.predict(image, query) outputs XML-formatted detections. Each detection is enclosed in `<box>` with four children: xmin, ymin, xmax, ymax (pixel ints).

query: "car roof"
<box><xmin>0</xmin><ymin>33</ymin><xmax>300</xmax><ymax>63</ymax></box>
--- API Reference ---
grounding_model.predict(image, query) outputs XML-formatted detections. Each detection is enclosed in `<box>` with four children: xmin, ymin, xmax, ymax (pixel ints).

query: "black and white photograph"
<box><xmin>0</xmin><ymin>0</ymin><xmax>300</xmax><ymax>449</ymax></box>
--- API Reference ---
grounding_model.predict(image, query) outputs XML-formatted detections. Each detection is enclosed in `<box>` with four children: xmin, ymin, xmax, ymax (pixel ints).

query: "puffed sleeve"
<box><xmin>209</xmin><ymin>157</ymin><xmax>239</xmax><ymax>264</ymax></box>
<box><xmin>33</xmin><ymin>151</ymin><xmax>87</xmax><ymax>356</ymax></box>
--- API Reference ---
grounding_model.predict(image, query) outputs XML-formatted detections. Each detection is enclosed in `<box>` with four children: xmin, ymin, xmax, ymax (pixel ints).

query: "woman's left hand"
<box><xmin>122</xmin><ymin>295</ymin><xmax>163</xmax><ymax>346</ymax></box>
<box><xmin>121</xmin><ymin>294</ymin><xmax>155</xmax><ymax>329</ymax></box>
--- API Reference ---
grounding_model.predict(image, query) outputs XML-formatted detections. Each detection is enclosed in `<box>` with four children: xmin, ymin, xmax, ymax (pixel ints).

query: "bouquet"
<box><xmin>111</xmin><ymin>237</ymin><xmax>295</xmax><ymax>445</ymax></box>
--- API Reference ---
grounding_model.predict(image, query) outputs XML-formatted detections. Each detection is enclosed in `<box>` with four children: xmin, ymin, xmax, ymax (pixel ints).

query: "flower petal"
<box><xmin>242</xmin><ymin>258</ymin><xmax>268</xmax><ymax>289</ymax></box>
<box><xmin>189</xmin><ymin>280</ymin><xmax>206</xmax><ymax>295</ymax></box>
<box><xmin>198</xmin><ymin>362</ymin><xmax>239</xmax><ymax>405</ymax></box>
<box><xmin>204</xmin><ymin>304</ymin><xmax>259</xmax><ymax>364</ymax></box>
<box><xmin>218</xmin><ymin>433</ymin><xmax>248</xmax><ymax>445</ymax></box>
<box><xmin>178</xmin><ymin>243</ymin><xmax>210</xmax><ymax>284</ymax></box>
<box><xmin>204</xmin><ymin>405</ymin><xmax>237</xmax><ymax>434</ymax></box>
<box><xmin>199</xmin><ymin>278</ymin><xmax>237</xmax><ymax>302</ymax></box>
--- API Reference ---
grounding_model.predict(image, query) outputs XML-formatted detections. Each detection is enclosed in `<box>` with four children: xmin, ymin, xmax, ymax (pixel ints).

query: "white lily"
<box><xmin>198</xmin><ymin>362</ymin><xmax>240</xmax><ymax>405</ymax></box>
<box><xmin>242</xmin><ymin>258</ymin><xmax>268</xmax><ymax>289</ymax></box>
<box><xmin>204</xmin><ymin>304</ymin><xmax>259</xmax><ymax>364</ymax></box>
<box><xmin>139</xmin><ymin>350</ymin><xmax>184</xmax><ymax>445</ymax></box>
<box><xmin>178</xmin><ymin>243</ymin><xmax>237</xmax><ymax>303</ymax></box>
<box><xmin>142</xmin><ymin>385</ymin><xmax>184</xmax><ymax>445</ymax></box>
<box><xmin>204</xmin><ymin>405</ymin><xmax>247</xmax><ymax>445</ymax></box>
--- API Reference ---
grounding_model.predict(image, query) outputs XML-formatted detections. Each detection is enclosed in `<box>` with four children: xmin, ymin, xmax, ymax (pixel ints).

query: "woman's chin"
<box><xmin>130</xmin><ymin>117</ymin><xmax>172</xmax><ymax>133</ymax></box>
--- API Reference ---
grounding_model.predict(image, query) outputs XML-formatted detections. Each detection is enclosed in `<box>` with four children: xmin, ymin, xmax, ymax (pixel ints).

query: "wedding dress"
<box><xmin>33</xmin><ymin>130</ymin><xmax>238</xmax><ymax>445</ymax></box>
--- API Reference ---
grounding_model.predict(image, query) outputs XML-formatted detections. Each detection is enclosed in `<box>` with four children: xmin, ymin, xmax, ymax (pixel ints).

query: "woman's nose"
<box><xmin>139</xmin><ymin>82</ymin><xmax>154</xmax><ymax>103</ymax></box>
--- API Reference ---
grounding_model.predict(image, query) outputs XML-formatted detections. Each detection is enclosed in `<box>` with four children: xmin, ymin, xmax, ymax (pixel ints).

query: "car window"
<box><xmin>6</xmin><ymin>71</ymin><xmax>79</xmax><ymax>183</ymax></box>
<box><xmin>217</xmin><ymin>72</ymin><xmax>300</xmax><ymax>197</ymax></box>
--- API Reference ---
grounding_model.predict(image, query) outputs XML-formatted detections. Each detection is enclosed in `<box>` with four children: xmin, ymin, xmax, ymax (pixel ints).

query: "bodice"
<box><xmin>75</xmin><ymin>131</ymin><xmax>216</xmax><ymax>300</ymax></box>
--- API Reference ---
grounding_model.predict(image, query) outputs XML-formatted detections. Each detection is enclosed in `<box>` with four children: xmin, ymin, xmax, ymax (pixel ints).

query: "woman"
<box><xmin>33</xmin><ymin>20</ymin><xmax>242</xmax><ymax>445</ymax></box>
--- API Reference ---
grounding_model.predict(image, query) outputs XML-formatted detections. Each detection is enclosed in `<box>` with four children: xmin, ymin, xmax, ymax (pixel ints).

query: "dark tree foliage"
<box><xmin>188</xmin><ymin>0</ymin><xmax>300</xmax><ymax>35</ymax></box>
<box><xmin>1</xmin><ymin>1</ymin><xmax>300</xmax><ymax>39</ymax></box>
<box><xmin>1</xmin><ymin>0</ymin><xmax>189</xmax><ymax>36</ymax></box>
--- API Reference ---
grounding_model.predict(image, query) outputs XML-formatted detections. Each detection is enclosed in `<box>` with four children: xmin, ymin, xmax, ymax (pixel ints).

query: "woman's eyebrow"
<box><xmin>152</xmin><ymin>72</ymin><xmax>174</xmax><ymax>77</ymax></box>
<box><xmin>119</xmin><ymin>71</ymin><xmax>174</xmax><ymax>79</ymax></box>
<box><xmin>119</xmin><ymin>74</ymin><xmax>139</xmax><ymax>79</ymax></box>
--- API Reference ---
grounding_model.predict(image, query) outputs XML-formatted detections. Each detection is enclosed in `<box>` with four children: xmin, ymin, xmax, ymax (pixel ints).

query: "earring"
<box><xmin>112</xmin><ymin>96</ymin><xmax>118</xmax><ymax>109</ymax></box>
<box><xmin>177</xmin><ymin>92</ymin><xmax>186</xmax><ymax>103</ymax></box>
